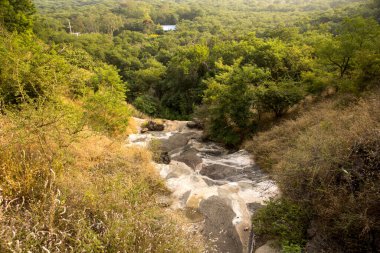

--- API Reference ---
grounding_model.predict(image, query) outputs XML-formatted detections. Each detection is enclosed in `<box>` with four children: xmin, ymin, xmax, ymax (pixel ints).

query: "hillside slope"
<box><xmin>246</xmin><ymin>91</ymin><xmax>380</xmax><ymax>252</ymax></box>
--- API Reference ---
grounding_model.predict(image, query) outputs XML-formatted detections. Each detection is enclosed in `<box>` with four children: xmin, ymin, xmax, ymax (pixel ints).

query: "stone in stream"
<box><xmin>166</xmin><ymin>162</ymin><xmax>193</xmax><ymax>179</ymax></box>
<box><xmin>255</xmin><ymin>241</ymin><xmax>280</xmax><ymax>253</ymax></box>
<box><xmin>159</xmin><ymin>151</ymin><xmax>171</xmax><ymax>164</ymax></box>
<box><xmin>186</xmin><ymin>121</ymin><xmax>203</xmax><ymax>129</ymax></box>
<box><xmin>199</xmin><ymin>196</ymin><xmax>243</xmax><ymax>253</ymax></box>
<box><xmin>200</xmin><ymin>164</ymin><xmax>266</xmax><ymax>182</ymax></box>
<box><xmin>200</xmin><ymin>164</ymin><xmax>239</xmax><ymax>180</ymax></box>
<box><xmin>146</xmin><ymin>120</ymin><xmax>165</xmax><ymax>131</ymax></box>
<box><xmin>160</xmin><ymin>133</ymin><xmax>193</xmax><ymax>152</ymax></box>
<box><xmin>172</xmin><ymin>148</ymin><xmax>203</xmax><ymax>170</ymax></box>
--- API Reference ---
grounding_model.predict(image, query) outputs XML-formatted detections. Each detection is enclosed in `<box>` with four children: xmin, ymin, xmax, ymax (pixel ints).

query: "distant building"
<box><xmin>162</xmin><ymin>25</ymin><xmax>176</xmax><ymax>32</ymax></box>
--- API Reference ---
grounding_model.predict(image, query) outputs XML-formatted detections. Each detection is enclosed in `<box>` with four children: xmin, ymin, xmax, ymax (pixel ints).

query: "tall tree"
<box><xmin>317</xmin><ymin>17</ymin><xmax>379</xmax><ymax>78</ymax></box>
<box><xmin>0</xmin><ymin>0</ymin><xmax>35</xmax><ymax>32</ymax></box>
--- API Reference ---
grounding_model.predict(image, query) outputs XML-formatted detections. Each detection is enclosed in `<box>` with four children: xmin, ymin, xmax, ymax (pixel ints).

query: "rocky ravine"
<box><xmin>127</xmin><ymin>119</ymin><xmax>278</xmax><ymax>253</ymax></box>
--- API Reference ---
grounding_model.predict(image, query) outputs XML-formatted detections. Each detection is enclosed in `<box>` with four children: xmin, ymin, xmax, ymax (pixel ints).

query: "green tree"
<box><xmin>255</xmin><ymin>82</ymin><xmax>304</xmax><ymax>117</ymax></box>
<box><xmin>317</xmin><ymin>17</ymin><xmax>379</xmax><ymax>78</ymax></box>
<box><xmin>162</xmin><ymin>44</ymin><xmax>209</xmax><ymax>116</ymax></box>
<box><xmin>129</xmin><ymin>58</ymin><xmax>166</xmax><ymax>99</ymax></box>
<box><xmin>84</xmin><ymin>88</ymin><xmax>130</xmax><ymax>137</ymax></box>
<box><xmin>0</xmin><ymin>0</ymin><xmax>35</xmax><ymax>32</ymax></box>
<box><xmin>203</xmin><ymin>59</ymin><xmax>269</xmax><ymax>145</ymax></box>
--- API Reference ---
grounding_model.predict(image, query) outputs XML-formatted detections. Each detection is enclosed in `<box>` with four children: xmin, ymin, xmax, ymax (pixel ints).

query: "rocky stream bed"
<box><xmin>127</xmin><ymin>119</ymin><xmax>279</xmax><ymax>253</ymax></box>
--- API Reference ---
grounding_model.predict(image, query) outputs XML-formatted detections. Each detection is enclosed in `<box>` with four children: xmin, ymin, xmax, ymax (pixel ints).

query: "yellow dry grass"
<box><xmin>247</xmin><ymin>89</ymin><xmax>380</xmax><ymax>252</ymax></box>
<box><xmin>0</xmin><ymin>111</ymin><xmax>204</xmax><ymax>252</ymax></box>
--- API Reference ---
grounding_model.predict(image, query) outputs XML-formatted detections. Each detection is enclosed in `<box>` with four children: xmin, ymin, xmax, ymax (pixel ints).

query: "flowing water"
<box><xmin>127</xmin><ymin>119</ymin><xmax>278</xmax><ymax>253</ymax></box>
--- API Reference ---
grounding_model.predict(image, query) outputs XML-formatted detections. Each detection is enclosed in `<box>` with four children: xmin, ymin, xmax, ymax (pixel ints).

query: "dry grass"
<box><xmin>245</xmin><ymin>92</ymin><xmax>379</xmax><ymax>173</ymax></box>
<box><xmin>247</xmin><ymin>90</ymin><xmax>380</xmax><ymax>252</ymax></box>
<box><xmin>0</xmin><ymin>105</ymin><xmax>204</xmax><ymax>252</ymax></box>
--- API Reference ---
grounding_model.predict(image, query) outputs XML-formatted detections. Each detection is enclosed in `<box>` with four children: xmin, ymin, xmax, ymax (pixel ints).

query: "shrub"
<box><xmin>255</xmin><ymin>81</ymin><xmax>304</xmax><ymax>117</ymax></box>
<box><xmin>133</xmin><ymin>95</ymin><xmax>160</xmax><ymax>116</ymax></box>
<box><xmin>252</xmin><ymin>199</ymin><xmax>309</xmax><ymax>250</ymax></box>
<box><xmin>84</xmin><ymin>89</ymin><xmax>131</xmax><ymax>137</ymax></box>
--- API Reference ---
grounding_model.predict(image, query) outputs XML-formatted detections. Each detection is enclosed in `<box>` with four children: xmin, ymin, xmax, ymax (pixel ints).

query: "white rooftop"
<box><xmin>162</xmin><ymin>25</ymin><xmax>176</xmax><ymax>31</ymax></box>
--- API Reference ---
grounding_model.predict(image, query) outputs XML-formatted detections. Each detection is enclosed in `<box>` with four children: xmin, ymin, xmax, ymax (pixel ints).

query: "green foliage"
<box><xmin>282</xmin><ymin>242</ymin><xmax>302</xmax><ymax>253</ymax></box>
<box><xmin>129</xmin><ymin>57</ymin><xmax>166</xmax><ymax>99</ymax></box>
<box><xmin>162</xmin><ymin>44</ymin><xmax>210</xmax><ymax>116</ymax></box>
<box><xmin>133</xmin><ymin>95</ymin><xmax>159</xmax><ymax>116</ymax></box>
<box><xmin>0</xmin><ymin>0</ymin><xmax>35</xmax><ymax>32</ymax></box>
<box><xmin>317</xmin><ymin>17</ymin><xmax>380</xmax><ymax>80</ymax></box>
<box><xmin>32</xmin><ymin>0</ymin><xmax>379</xmax><ymax>125</ymax></box>
<box><xmin>202</xmin><ymin>58</ymin><xmax>305</xmax><ymax>145</ymax></box>
<box><xmin>302</xmin><ymin>71</ymin><xmax>331</xmax><ymax>94</ymax></box>
<box><xmin>252</xmin><ymin>199</ymin><xmax>309</xmax><ymax>249</ymax></box>
<box><xmin>255</xmin><ymin>82</ymin><xmax>304</xmax><ymax>117</ymax></box>
<box><xmin>84</xmin><ymin>89</ymin><xmax>131</xmax><ymax>137</ymax></box>
<box><xmin>0</xmin><ymin>31</ymin><xmax>70</xmax><ymax>106</ymax></box>
<box><xmin>202</xmin><ymin>60</ymin><xmax>269</xmax><ymax>145</ymax></box>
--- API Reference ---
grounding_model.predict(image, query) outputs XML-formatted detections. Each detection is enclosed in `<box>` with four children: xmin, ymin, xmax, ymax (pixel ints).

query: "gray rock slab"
<box><xmin>199</xmin><ymin>196</ymin><xmax>243</xmax><ymax>253</ymax></box>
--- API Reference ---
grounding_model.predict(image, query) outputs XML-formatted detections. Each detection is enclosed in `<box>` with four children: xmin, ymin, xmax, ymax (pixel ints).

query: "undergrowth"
<box><xmin>0</xmin><ymin>103</ymin><xmax>203</xmax><ymax>252</ymax></box>
<box><xmin>248</xmin><ymin>90</ymin><xmax>380</xmax><ymax>252</ymax></box>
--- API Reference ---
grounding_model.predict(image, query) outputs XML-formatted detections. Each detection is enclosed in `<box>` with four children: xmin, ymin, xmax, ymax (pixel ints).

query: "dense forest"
<box><xmin>0</xmin><ymin>0</ymin><xmax>379</xmax><ymax>252</ymax></box>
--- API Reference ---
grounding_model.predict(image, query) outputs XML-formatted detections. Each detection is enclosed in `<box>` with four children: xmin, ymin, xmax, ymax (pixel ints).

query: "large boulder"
<box><xmin>160</xmin><ymin>133</ymin><xmax>190</xmax><ymax>152</ymax></box>
<box><xmin>165</xmin><ymin>161</ymin><xmax>193</xmax><ymax>179</ymax></box>
<box><xmin>200</xmin><ymin>164</ymin><xmax>239</xmax><ymax>180</ymax></box>
<box><xmin>146</xmin><ymin>120</ymin><xmax>165</xmax><ymax>131</ymax></box>
<box><xmin>199</xmin><ymin>196</ymin><xmax>243</xmax><ymax>253</ymax></box>
<box><xmin>200</xmin><ymin>164</ymin><xmax>265</xmax><ymax>182</ymax></box>
<box><xmin>255</xmin><ymin>241</ymin><xmax>280</xmax><ymax>253</ymax></box>
<box><xmin>172</xmin><ymin>148</ymin><xmax>203</xmax><ymax>170</ymax></box>
<box><xmin>186</xmin><ymin>121</ymin><xmax>203</xmax><ymax>129</ymax></box>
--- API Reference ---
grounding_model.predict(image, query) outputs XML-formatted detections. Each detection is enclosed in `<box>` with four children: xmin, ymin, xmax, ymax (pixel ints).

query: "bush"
<box><xmin>133</xmin><ymin>95</ymin><xmax>160</xmax><ymax>116</ymax></box>
<box><xmin>302</xmin><ymin>71</ymin><xmax>331</xmax><ymax>94</ymax></box>
<box><xmin>252</xmin><ymin>199</ymin><xmax>309</xmax><ymax>250</ymax></box>
<box><xmin>84</xmin><ymin>90</ymin><xmax>131</xmax><ymax>137</ymax></box>
<box><xmin>255</xmin><ymin>81</ymin><xmax>304</xmax><ymax>117</ymax></box>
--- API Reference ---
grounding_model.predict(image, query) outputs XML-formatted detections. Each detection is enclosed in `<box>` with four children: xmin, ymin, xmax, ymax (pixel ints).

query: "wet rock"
<box><xmin>180</xmin><ymin>190</ymin><xmax>192</xmax><ymax>205</ymax></box>
<box><xmin>199</xmin><ymin>196</ymin><xmax>243</xmax><ymax>253</ymax></box>
<box><xmin>201</xmin><ymin>177</ymin><xmax>227</xmax><ymax>187</ymax></box>
<box><xmin>165</xmin><ymin>161</ymin><xmax>193</xmax><ymax>179</ymax></box>
<box><xmin>160</xmin><ymin>133</ymin><xmax>191</xmax><ymax>152</ymax></box>
<box><xmin>200</xmin><ymin>164</ymin><xmax>239</xmax><ymax>180</ymax></box>
<box><xmin>160</xmin><ymin>151</ymin><xmax>171</xmax><ymax>164</ymax></box>
<box><xmin>140</xmin><ymin>128</ymin><xmax>149</xmax><ymax>133</ymax></box>
<box><xmin>247</xmin><ymin>202</ymin><xmax>264</xmax><ymax>213</ymax></box>
<box><xmin>202</xmin><ymin>149</ymin><xmax>225</xmax><ymax>156</ymax></box>
<box><xmin>255</xmin><ymin>241</ymin><xmax>280</xmax><ymax>253</ymax></box>
<box><xmin>172</xmin><ymin>148</ymin><xmax>203</xmax><ymax>170</ymax></box>
<box><xmin>146</xmin><ymin>121</ymin><xmax>165</xmax><ymax>131</ymax></box>
<box><xmin>200</xmin><ymin>163</ymin><xmax>266</xmax><ymax>182</ymax></box>
<box><xmin>187</xmin><ymin>121</ymin><xmax>203</xmax><ymax>129</ymax></box>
